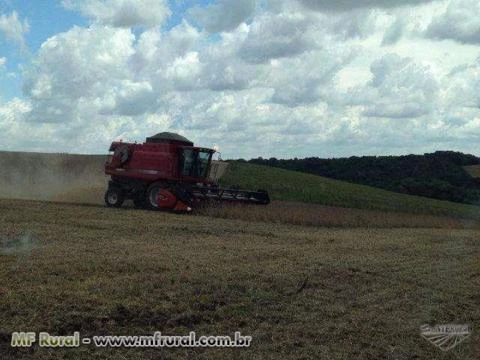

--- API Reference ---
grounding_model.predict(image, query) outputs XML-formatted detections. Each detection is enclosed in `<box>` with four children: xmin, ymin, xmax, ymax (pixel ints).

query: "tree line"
<box><xmin>237</xmin><ymin>151</ymin><xmax>480</xmax><ymax>205</ymax></box>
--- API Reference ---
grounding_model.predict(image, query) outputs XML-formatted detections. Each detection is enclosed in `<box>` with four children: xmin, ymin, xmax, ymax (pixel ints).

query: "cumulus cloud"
<box><xmin>189</xmin><ymin>0</ymin><xmax>256</xmax><ymax>33</ymax></box>
<box><xmin>101</xmin><ymin>80</ymin><xmax>156</xmax><ymax>116</ymax></box>
<box><xmin>0</xmin><ymin>11</ymin><xmax>29</xmax><ymax>52</ymax></box>
<box><xmin>201</xmin><ymin>51</ymin><xmax>251</xmax><ymax>91</ymax></box>
<box><xmin>382</xmin><ymin>17</ymin><xmax>405</xmax><ymax>45</ymax></box>
<box><xmin>3</xmin><ymin>0</ymin><xmax>480</xmax><ymax>157</ymax></box>
<box><xmin>347</xmin><ymin>54</ymin><xmax>439</xmax><ymax>119</ymax></box>
<box><xmin>268</xmin><ymin>47</ymin><xmax>355</xmax><ymax>107</ymax></box>
<box><xmin>133</xmin><ymin>21</ymin><xmax>201</xmax><ymax>71</ymax></box>
<box><xmin>441</xmin><ymin>58</ymin><xmax>480</xmax><ymax>109</ymax></box>
<box><xmin>330</xmin><ymin>9</ymin><xmax>380</xmax><ymax>40</ymax></box>
<box><xmin>298</xmin><ymin>0</ymin><xmax>436</xmax><ymax>12</ymax></box>
<box><xmin>18</xmin><ymin>12</ymin><xmax>357</xmax><ymax>155</ymax></box>
<box><xmin>239</xmin><ymin>12</ymin><xmax>314</xmax><ymax>63</ymax></box>
<box><xmin>62</xmin><ymin>0</ymin><xmax>170</xmax><ymax>27</ymax></box>
<box><xmin>0</xmin><ymin>98</ymin><xmax>33</xmax><ymax>149</ymax></box>
<box><xmin>426</xmin><ymin>0</ymin><xmax>480</xmax><ymax>44</ymax></box>
<box><xmin>23</xmin><ymin>26</ymin><xmax>136</xmax><ymax>122</ymax></box>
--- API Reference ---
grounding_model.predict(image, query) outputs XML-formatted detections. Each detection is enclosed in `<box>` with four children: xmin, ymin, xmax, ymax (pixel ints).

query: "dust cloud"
<box><xmin>0</xmin><ymin>151</ymin><xmax>228</xmax><ymax>205</ymax></box>
<box><xmin>0</xmin><ymin>151</ymin><xmax>107</xmax><ymax>205</ymax></box>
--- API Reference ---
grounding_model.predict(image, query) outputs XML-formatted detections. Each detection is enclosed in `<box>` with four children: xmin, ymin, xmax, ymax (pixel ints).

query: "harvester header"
<box><xmin>104</xmin><ymin>132</ymin><xmax>269</xmax><ymax>212</ymax></box>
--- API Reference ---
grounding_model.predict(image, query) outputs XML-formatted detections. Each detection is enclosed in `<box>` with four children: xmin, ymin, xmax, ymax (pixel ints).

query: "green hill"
<box><xmin>247</xmin><ymin>151</ymin><xmax>480</xmax><ymax>205</ymax></box>
<box><xmin>1</xmin><ymin>150</ymin><xmax>479</xmax><ymax>219</ymax></box>
<box><xmin>220</xmin><ymin>162</ymin><xmax>480</xmax><ymax>219</ymax></box>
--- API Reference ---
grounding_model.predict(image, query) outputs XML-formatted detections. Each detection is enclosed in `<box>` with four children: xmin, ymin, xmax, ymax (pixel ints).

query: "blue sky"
<box><xmin>0</xmin><ymin>0</ymin><xmax>213</xmax><ymax>100</ymax></box>
<box><xmin>1</xmin><ymin>0</ymin><xmax>480</xmax><ymax>158</ymax></box>
<box><xmin>3</xmin><ymin>1</ymin><xmax>86</xmax><ymax>48</ymax></box>
<box><xmin>0</xmin><ymin>1</ymin><xmax>84</xmax><ymax>99</ymax></box>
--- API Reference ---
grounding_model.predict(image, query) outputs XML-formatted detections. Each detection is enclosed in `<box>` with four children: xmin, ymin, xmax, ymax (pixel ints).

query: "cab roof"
<box><xmin>145</xmin><ymin>132</ymin><xmax>193</xmax><ymax>146</ymax></box>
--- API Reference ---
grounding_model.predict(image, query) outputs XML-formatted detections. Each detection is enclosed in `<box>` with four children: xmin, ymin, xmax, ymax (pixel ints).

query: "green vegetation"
<box><xmin>464</xmin><ymin>165</ymin><xmax>480</xmax><ymax>178</ymax></box>
<box><xmin>246</xmin><ymin>151</ymin><xmax>480</xmax><ymax>205</ymax></box>
<box><xmin>220</xmin><ymin>162</ymin><xmax>480</xmax><ymax>219</ymax></box>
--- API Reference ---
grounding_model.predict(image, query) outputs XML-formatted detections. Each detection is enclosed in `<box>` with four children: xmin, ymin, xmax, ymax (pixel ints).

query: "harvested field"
<box><xmin>0</xmin><ymin>198</ymin><xmax>479</xmax><ymax>359</ymax></box>
<box><xmin>0</xmin><ymin>151</ymin><xmax>479</xmax><ymax>359</ymax></box>
<box><xmin>198</xmin><ymin>201</ymin><xmax>480</xmax><ymax>229</ymax></box>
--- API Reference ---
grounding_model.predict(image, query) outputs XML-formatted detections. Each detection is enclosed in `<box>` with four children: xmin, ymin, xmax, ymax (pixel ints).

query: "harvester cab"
<box><xmin>104</xmin><ymin>132</ymin><xmax>269</xmax><ymax>212</ymax></box>
<box><xmin>178</xmin><ymin>147</ymin><xmax>214</xmax><ymax>179</ymax></box>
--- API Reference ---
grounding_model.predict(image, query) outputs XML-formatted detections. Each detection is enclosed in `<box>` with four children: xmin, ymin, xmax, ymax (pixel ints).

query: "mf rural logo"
<box><xmin>420</xmin><ymin>324</ymin><xmax>471</xmax><ymax>351</ymax></box>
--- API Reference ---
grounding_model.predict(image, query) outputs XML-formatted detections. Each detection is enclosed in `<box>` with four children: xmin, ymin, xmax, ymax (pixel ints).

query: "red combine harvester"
<box><xmin>104</xmin><ymin>132</ymin><xmax>269</xmax><ymax>211</ymax></box>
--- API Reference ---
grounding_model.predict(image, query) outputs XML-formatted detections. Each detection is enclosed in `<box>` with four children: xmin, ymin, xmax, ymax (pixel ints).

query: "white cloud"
<box><xmin>426</xmin><ymin>0</ymin><xmax>480</xmax><ymax>44</ymax></box>
<box><xmin>0</xmin><ymin>11</ymin><xmax>29</xmax><ymax>52</ymax></box>
<box><xmin>62</xmin><ymin>0</ymin><xmax>170</xmax><ymax>27</ymax></box>
<box><xmin>3</xmin><ymin>0</ymin><xmax>480</xmax><ymax>157</ymax></box>
<box><xmin>268</xmin><ymin>48</ymin><xmax>355</xmax><ymax>107</ymax></box>
<box><xmin>189</xmin><ymin>0</ymin><xmax>256</xmax><ymax>33</ymax></box>
<box><xmin>0</xmin><ymin>57</ymin><xmax>5</xmax><ymax>67</ymax></box>
<box><xmin>347</xmin><ymin>54</ymin><xmax>439</xmax><ymax>118</ymax></box>
<box><xmin>239</xmin><ymin>12</ymin><xmax>314</xmax><ymax>63</ymax></box>
<box><xmin>382</xmin><ymin>17</ymin><xmax>405</xmax><ymax>45</ymax></box>
<box><xmin>298</xmin><ymin>0</ymin><xmax>437</xmax><ymax>11</ymax></box>
<box><xmin>0</xmin><ymin>98</ymin><xmax>33</xmax><ymax>149</ymax></box>
<box><xmin>23</xmin><ymin>25</ymin><xmax>136</xmax><ymax>123</ymax></box>
<box><xmin>440</xmin><ymin>58</ymin><xmax>480</xmax><ymax>109</ymax></box>
<box><xmin>101</xmin><ymin>79</ymin><xmax>155</xmax><ymax>116</ymax></box>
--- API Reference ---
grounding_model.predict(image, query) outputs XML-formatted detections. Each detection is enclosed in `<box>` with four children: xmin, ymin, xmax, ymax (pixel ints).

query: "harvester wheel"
<box><xmin>104</xmin><ymin>187</ymin><xmax>125</xmax><ymax>208</ymax></box>
<box><xmin>146</xmin><ymin>182</ymin><xmax>171</xmax><ymax>210</ymax></box>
